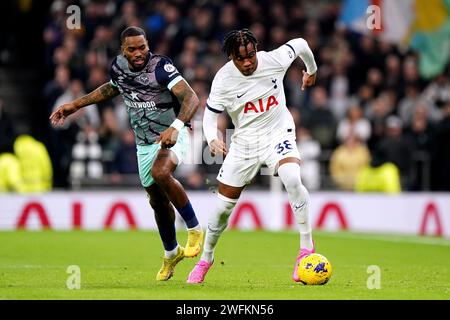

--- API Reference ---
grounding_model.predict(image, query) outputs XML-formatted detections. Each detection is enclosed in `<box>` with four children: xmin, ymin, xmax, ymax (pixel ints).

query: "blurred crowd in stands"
<box><xmin>1</xmin><ymin>0</ymin><xmax>450</xmax><ymax>192</ymax></box>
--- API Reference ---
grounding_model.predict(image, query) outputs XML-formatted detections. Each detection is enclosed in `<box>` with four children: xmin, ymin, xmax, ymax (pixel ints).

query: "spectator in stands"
<box><xmin>366</xmin><ymin>93</ymin><xmax>392</xmax><ymax>150</ymax></box>
<box><xmin>89</xmin><ymin>25</ymin><xmax>118</xmax><ymax>68</ymax></box>
<box><xmin>43</xmin><ymin>65</ymin><xmax>71</xmax><ymax>116</ymax></box>
<box><xmin>375</xmin><ymin>115</ymin><xmax>416</xmax><ymax>189</ymax></box>
<box><xmin>0</xmin><ymin>152</ymin><xmax>24</xmax><ymax>193</ymax></box>
<box><xmin>431</xmin><ymin>101</ymin><xmax>450</xmax><ymax>190</ymax></box>
<box><xmin>352</xmin><ymin>35</ymin><xmax>378</xmax><ymax>88</ymax></box>
<box><xmin>98</xmin><ymin>107</ymin><xmax>122</xmax><ymax>172</ymax></box>
<box><xmin>328</xmin><ymin>62</ymin><xmax>350</xmax><ymax>120</ymax></box>
<box><xmin>305</xmin><ymin>85</ymin><xmax>336</xmax><ymax>149</ymax></box>
<box><xmin>13</xmin><ymin>135</ymin><xmax>53</xmax><ymax>192</ymax></box>
<box><xmin>329</xmin><ymin>132</ymin><xmax>371</xmax><ymax>191</ymax></box>
<box><xmin>113</xmin><ymin>0</ymin><xmax>139</xmax><ymax>37</ymax></box>
<box><xmin>297</xmin><ymin>126</ymin><xmax>321</xmax><ymax>191</ymax></box>
<box><xmin>355</xmin><ymin>84</ymin><xmax>375</xmax><ymax>111</ymax></box>
<box><xmin>421</xmin><ymin>73</ymin><xmax>450</xmax><ymax>121</ymax></box>
<box><xmin>0</xmin><ymin>104</ymin><xmax>25</xmax><ymax>193</ymax></box>
<box><xmin>404</xmin><ymin>105</ymin><xmax>434</xmax><ymax>190</ymax></box>
<box><xmin>218</xmin><ymin>3</ymin><xmax>239</xmax><ymax>37</ymax></box>
<box><xmin>366</xmin><ymin>68</ymin><xmax>384</xmax><ymax>97</ymax></box>
<box><xmin>52</xmin><ymin>79</ymin><xmax>101</xmax><ymax>129</ymax></box>
<box><xmin>398</xmin><ymin>84</ymin><xmax>421</xmax><ymax>125</ymax></box>
<box><xmin>336</xmin><ymin>102</ymin><xmax>371</xmax><ymax>144</ymax></box>
<box><xmin>70</xmin><ymin>125</ymin><xmax>104</xmax><ymax>183</ymax></box>
<box><xmin>285</xmin><ymin>67</ymin><xmax>305</xmax><ymax>110</ymax></box>
<box><xmin>402</xmin><ymin>55</ymin><xmax>423</xmax><ymax>89</ymax></box>
<box><xmin>109</xmin><ymin>129</ymin><xmax>138</xmax><ymax>185</ymax></box>
<box><xmin>405</xmin><ymin>105</ymin><xmax>434</xmax><ymax>153</ymax></box>
<box><xmin>384</xmin><ymin>54</ymin><xmax>402</xmax><ymax>91</ymax></box>
<box><xmin>355</xmin><ymin>148</ymin><xmax>401</xmax><ymax>194</ymax></box>
<box><xmin>0</xmin><ymin>99</ymin><xmax>16</xmax><ymax>154</ymax></box>
<box><xmin>85</xmin><ymin>66</ymin><xmax>111</xmax><ymax>113</ymax></box>
<box><xmin>51</xmin><ymin>79</ymin><xmax>100</xmax><ymax>187</ymax></box>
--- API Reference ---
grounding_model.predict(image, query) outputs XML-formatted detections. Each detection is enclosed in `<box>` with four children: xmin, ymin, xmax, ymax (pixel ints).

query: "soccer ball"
<box><xmin>297</xmin><ymin>253</ymin><xmax>332</xmax><ymax>285</ymax></box>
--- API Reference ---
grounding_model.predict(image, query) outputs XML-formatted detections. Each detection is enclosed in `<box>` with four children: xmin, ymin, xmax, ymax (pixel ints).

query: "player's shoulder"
<box><xmin>257</xmin><ymin>48</ymin><xmax>291</xmax><ymax>69</ymax></box>
<box><xmin>208</xmin><ymin>62</ymin><xmax>234</xmax><ymax>96</ymax></box>
<box><xmin>110</xmin><ymin>55</ymin><xmax>127</xmax><ymax>76</ymax></box>
<box><xmin>213</xmin><ymin>61</ymin><xmax>234</xmax><ymax>82</ymax></box>
<box><xmin>152</xmin><ymin>54</ymin><xmax>175</xmax><ymax>68</ymax></box>
<box><xmin>258</xmin><ymin>49</ymin><xmax>280</xmax><ymax>63</ymax></box>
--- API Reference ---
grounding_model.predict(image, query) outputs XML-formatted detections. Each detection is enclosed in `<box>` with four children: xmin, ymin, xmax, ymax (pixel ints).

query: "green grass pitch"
<box><xmin>0</xmin><ymin>230</ymin><xmax>449</xmax><ymax>300</ymax></box>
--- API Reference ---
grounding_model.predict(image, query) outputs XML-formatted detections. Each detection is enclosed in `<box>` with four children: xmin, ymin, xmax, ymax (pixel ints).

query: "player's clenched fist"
<box><xmin>157</xmin><ymin>127</ymin><xmax>179</xmax><ymax>148</ymax></box>
<box><xmin>209</xmin><ymin>139</ymin><xmax>227</xmax><ymax>156</ymax></box>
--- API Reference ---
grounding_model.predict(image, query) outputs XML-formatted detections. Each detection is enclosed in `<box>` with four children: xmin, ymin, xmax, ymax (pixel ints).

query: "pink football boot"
<box><xmin>292</xmin><ymin>245</ymin><xmax>315</xmax><ymax>282</ymax></box>
<box><xmin>187</xmin><ymin>260</ymin><xmax>213</xmax><ymax>284</ymax></box>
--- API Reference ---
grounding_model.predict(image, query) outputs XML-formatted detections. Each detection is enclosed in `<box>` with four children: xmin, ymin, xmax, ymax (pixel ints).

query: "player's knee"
<box><xmin>149</xmin><ymin>196</ymin><xmax>170</xmax><ymax>211</ymax></box>
<box><xmin>151</xmin><ymin>166</ymin><xmax>172</xmax><ymax>185</ymax></box>
<box><xmin>278</xmin><ymin>163</ymin><xmax>307</xmax><ymax>195</ymax></box>
<box><xmin>282</xmin><ymin>173</ymin><xmax>303</xmax><ymax>194</ymax></box>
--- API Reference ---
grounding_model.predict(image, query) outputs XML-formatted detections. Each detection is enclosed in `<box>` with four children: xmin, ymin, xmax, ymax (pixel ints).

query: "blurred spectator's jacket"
<box><xmin>13</xmin><ymin>135</ymin><xmax>53</xmax><ymax>192</ymax></box>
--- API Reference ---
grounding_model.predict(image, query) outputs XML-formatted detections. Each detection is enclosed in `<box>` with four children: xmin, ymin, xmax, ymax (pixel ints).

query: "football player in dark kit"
<box><xmin>50</xmin><ymin>26</ymin><xmax>203</xmax><ymax>281</ymax></box>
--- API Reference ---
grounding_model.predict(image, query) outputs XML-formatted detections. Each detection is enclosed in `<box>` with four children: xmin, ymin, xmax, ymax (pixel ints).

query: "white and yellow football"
<box><xmin>297</xmin><ymin>253</ymin><xmax>332</xmax><ymax>285</ymax></box>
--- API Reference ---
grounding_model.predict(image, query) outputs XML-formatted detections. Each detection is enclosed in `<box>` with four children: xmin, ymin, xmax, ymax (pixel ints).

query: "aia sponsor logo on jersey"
<box><xmin>243</xmin><ymin>95</ymin><xmax>279</xmax><ymax>114</ymax></box>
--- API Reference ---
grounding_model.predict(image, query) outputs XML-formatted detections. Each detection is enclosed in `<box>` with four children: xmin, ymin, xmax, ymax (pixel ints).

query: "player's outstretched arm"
<box><xmin>49</xmin><ymin>82</ymin><xmax>120</xmax><ymax>127</ymax></box>
<box><xmin>278</xmin><ymin>38</ymin><xmax>317</xmax><ymax>91</ymax></box>
<box><xmin>157</xmin><ymin>80</ymin><xmax>200</xmax><ymax>148</ymax></box>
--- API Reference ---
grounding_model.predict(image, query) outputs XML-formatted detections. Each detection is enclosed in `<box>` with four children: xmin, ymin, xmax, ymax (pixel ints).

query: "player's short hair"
<box><xmin>222</xmin><ymin>29</ymin><xmax>258</xmax><ymax>58</ymax></box>
<box><xmin>121</xmin><ymin>26</ymin><xmax>147</xmax><ymax>43</ymax></box>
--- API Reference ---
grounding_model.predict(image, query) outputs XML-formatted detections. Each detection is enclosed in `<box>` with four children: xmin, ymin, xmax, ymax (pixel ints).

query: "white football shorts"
<box><xmin>217</xmin><ymin>127</ymin><xmax>300</xmax><ymax>187</ymax></box>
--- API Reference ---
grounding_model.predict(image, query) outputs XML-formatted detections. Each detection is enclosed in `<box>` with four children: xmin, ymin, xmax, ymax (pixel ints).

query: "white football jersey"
<box><xmin>206</xmin><ymin>39</ymin><xmax>317</xmax><ymax>147</ymax></box>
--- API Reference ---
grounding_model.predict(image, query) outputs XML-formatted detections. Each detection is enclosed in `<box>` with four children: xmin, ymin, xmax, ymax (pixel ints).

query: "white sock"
<box><xmin>201</xmin><ymin>193</ymin><xmax>238</xmax><ymax>263</ymax></box>
<box><xmin>164</xmin><ymin>245</ymin><xmax>179</xmax><ymax>258</ymax></box>
<box><xmin>278</xmin><ymin>162</ymin><xmax>314</xmax><ymax>251</ymax></box>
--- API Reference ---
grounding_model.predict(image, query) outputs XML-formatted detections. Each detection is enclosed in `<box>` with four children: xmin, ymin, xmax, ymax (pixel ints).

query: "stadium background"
<box><xmin>1</xmin><ymin>0</ymin><xmax>450</xmax><ymax>192</ymax></box>
<box><xmin>0</xmin><ymin>0</ymin><xmax>449</xmax><ymax>228</ymax></box>
<box><xmin>0</xmin><ymin>0</ymin><xmax>449</xmax><ymax>301</ymax></box>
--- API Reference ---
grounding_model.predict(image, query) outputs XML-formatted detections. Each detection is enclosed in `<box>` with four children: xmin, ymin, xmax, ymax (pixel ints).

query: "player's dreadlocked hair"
<box><xmin>222</xmin><ymin>29</ymin><xmax>258</xmax><ymax>58</ymax></box>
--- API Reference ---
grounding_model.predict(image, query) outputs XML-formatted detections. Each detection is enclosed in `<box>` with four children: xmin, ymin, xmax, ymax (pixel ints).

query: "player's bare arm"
<box><xmin>49</xmin><ymin>82</ymin><xmax>120</xmax><ymax>127</ymax></box>
<box><xmin>157</xmin><ymin>80</ymin><xmax>199</xmax><ymax>148</ymax></box>
<box><xmin>172</xmin><ymin>80</ymin><xmax>200</xmax><ymax>123</ymax></box>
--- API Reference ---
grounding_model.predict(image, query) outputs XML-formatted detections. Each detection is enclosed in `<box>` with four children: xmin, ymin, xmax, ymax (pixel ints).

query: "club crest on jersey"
<box><xmin>135</xmin><ymin>73</ymin><xmax>151</xmax><ymax>85</ymax></box>
<box><xmin>164</xmin><ymin>64</ymin><xmax>176</xmax><ymax>73</ymax></box>
<box><xmin>244</xmin><ymin>95</ymin><xmax>279</xmax><ymax>114</ymax></box>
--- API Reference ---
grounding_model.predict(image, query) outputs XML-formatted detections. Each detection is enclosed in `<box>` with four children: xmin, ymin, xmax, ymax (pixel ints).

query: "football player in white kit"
<box><xmin>187</xmin><ymin>29</ymin><xmax>318</xmax><ymax>283</ymax></box>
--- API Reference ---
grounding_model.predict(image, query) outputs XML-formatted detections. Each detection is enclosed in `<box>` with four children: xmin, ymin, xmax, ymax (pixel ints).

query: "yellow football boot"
<box><xmin>184</xmin><ymin>228</ymin><xmax>204</xmax><ymax>258</ymax></box>
<box><xmin>156</xmin><ymin>246</ymin><xmax>185</xmax><ymax>281</ymax></box>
